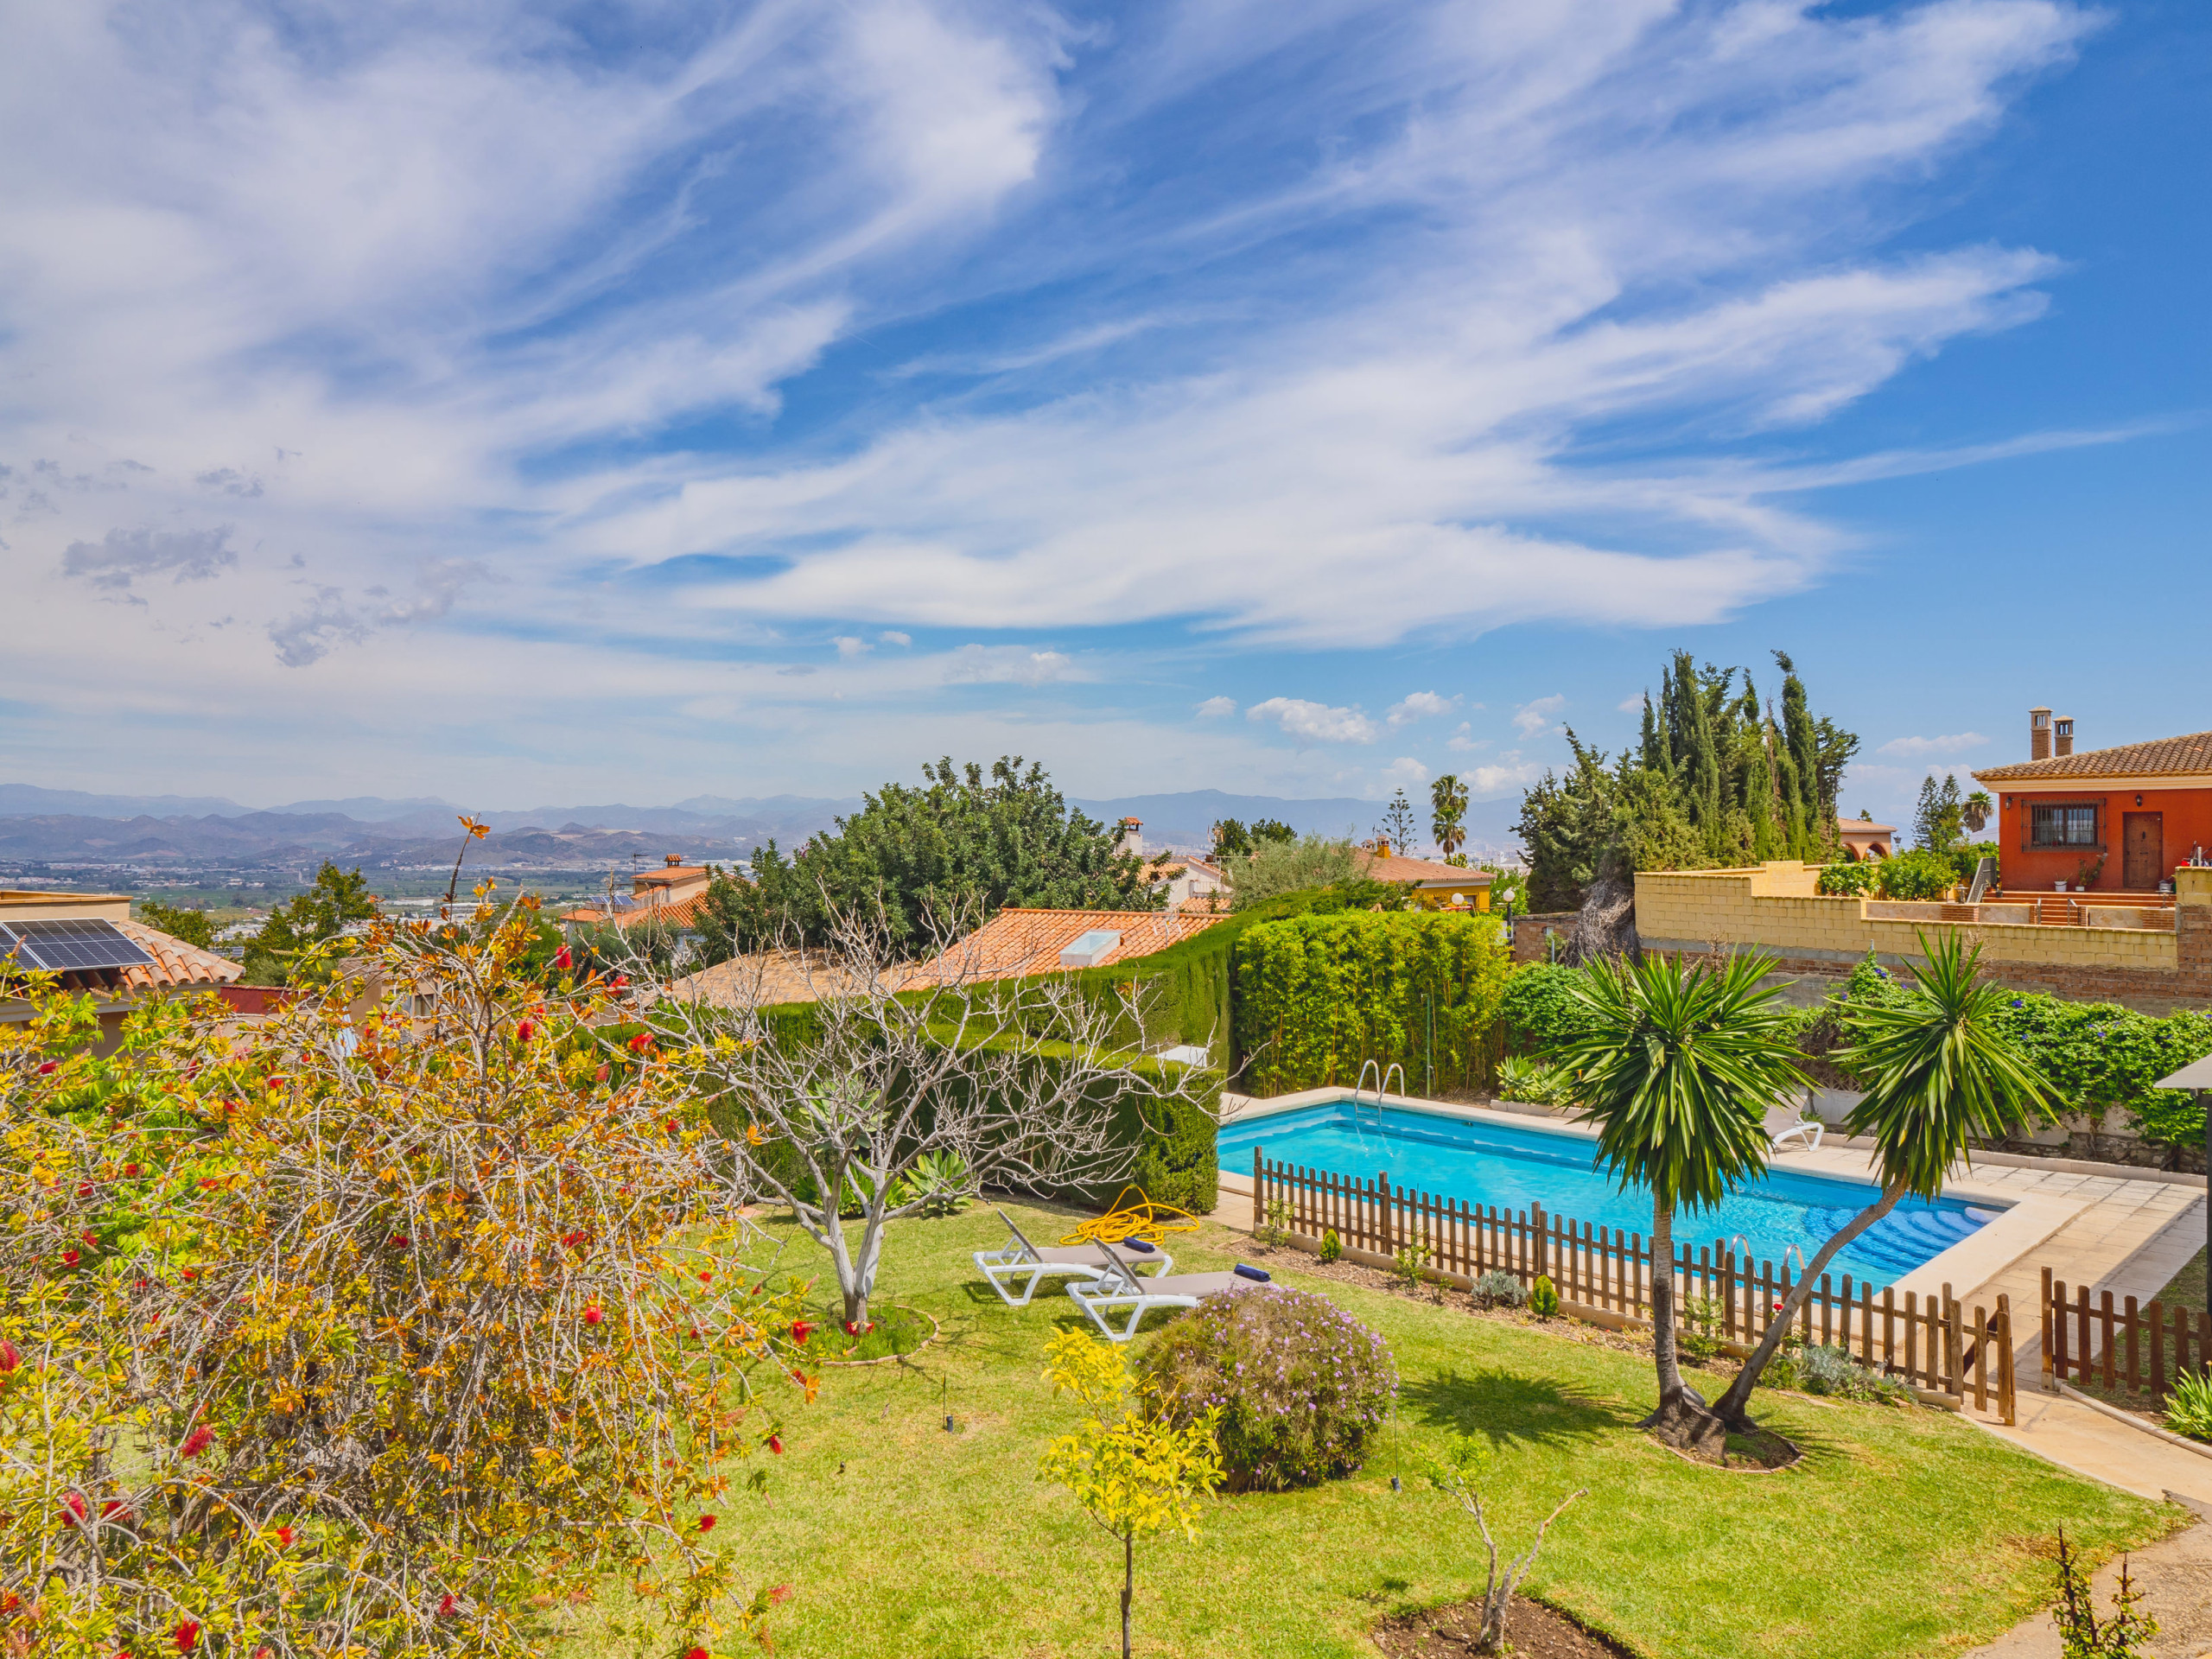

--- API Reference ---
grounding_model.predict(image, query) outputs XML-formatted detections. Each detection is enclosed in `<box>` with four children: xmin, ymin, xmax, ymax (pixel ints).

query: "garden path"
<box><xmin>1958</xmin><ymin>1489</ymin><xmax>2212</xmax><ymax>1658</ymax></box>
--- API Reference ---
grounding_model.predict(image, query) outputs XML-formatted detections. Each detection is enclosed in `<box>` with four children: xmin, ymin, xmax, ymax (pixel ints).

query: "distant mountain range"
<box><xmin>0</xmin><ymin>784</ymin><xmax>1519</xmax><ymax>871</ymax></box>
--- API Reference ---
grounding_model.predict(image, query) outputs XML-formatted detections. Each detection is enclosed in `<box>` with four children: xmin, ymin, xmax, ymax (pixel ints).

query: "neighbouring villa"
<box><xmin>1973</xmin><ymin>709</ymin><xmax>2212</xmax><ymax>895</ymax></box>
<box><xmin>1837</xmin><ymin>817</ymin><xmax>1895</xmax><ymax>860</ymax></box>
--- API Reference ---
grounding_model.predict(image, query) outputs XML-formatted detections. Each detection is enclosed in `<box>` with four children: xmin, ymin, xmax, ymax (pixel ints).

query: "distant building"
<box><xmin>910</xmin><ymin>907</ymin><xmax>1225</xmax><ymax>984</ymax></box>
<box><xmin>1</xmin><ymin>888</ymin><xmax>241</xmax><ymax>1051</ymax></box>
<box><xmin>557</xmin><ymin>855</ymin><xmax>716</xmax><ymax>931</ymax></box>
<box><xmin>1357</xmin><ymin>848</ymin><xmax>1495</xmax><ymax>912</ymax></box>
<box><xmin>1837</xmin><ymin>818</ymin><xmax>1895</xmax><ymax>861</ymax></box>
<box><xmin>1143</xmin><ymin>853</ymin><xmax>1227</xmax><ymax>911</ymax></box>
<box><xmin>1974</xmin><ymin>709</ymin><xmax>2212</xmax><ymax>894</ymax></box>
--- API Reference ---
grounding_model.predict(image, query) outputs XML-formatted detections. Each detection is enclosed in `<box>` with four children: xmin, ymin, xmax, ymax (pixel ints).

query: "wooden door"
<box><xmin>2122</xmin><ymin>812</ymin><xmax>2163</xmax><ymax>891</ymax></box>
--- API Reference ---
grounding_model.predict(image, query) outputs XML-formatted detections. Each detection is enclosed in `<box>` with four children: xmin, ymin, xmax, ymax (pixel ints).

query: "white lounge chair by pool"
<box><xmin>974</xmin><ymin>1208</ymin><xmax>1173</xmax><ymax>1308</ymax></box>
<box><xmin>1767</xmin><ymin>1108</ymin><xmax>1825</xmax><ymax>1153</ymax></box>
<box><xmin>1065</xmin><ymin>1240</ymin><xmax>1250</xmax><ymax>1342</ymax></box>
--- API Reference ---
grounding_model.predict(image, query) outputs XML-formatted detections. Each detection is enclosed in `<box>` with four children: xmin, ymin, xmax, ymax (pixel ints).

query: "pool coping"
<box><xmin>1217</xmin><ymin>1088</ymin><xmax>2088</xmax><ymax>1307</ymax></box>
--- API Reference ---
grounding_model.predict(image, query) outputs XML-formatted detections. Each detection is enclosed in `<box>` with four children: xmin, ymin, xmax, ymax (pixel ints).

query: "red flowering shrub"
<box><xmin>0</xmin><ymin>906</ymin><xmax>810</xmax><ymax>1656</ymax></box>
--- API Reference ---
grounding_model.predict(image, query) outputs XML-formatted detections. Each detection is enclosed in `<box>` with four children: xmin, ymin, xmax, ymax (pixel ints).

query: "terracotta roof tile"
<box><xmin>558</xmin><ymin>891</ymin><xmax>714</xmax><ymax>930</ymax></box>
<box><xmin>912</xmin><ymin>907</ymin><xmax>1224</xmax><ymax>983</ymax></box>
<box><xmin>667</xmin><ymin>950</ymin><xmax>869</xmax><ymax>1008</ymax></box>
<box><xmin>1356</xmin><ymin>852</ymin><xmax>1494</xmax><ymax>886</ymax></box>
<box><xmin>1974</xmin><ymin>731</ymin><xmax>2212</xmax><ymax>784</ymax></box>
<box><xmin>1837</xmin><ymin>818</ymin><xmax>1894</xmax><ymax>833</ymax></box>
<box><xmin>32</xmin><ymin>920</ymin><xmax>244</xmax><ymax>1000</ymax></box>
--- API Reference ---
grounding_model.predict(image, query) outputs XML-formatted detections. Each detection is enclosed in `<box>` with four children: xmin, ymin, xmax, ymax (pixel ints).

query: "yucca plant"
<box><xmin>1551</xmin><ymin>949</ymin><xmax>1805</xmax><ymax>1450</ymax></box>
<box><xmin>1712</xmin><ymin>931</ymin><xmax>2052</xmax><ymax>1428</ymax></box>
<box><xmin>2167</xmin><ymin>1369</ymin><xmax>2212</xmax><ymax>1444</ymax></box>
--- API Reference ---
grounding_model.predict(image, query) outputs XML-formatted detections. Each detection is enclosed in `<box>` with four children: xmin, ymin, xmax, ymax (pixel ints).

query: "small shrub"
<box><xmin>1257</xmin><ymin>1196</ymin><xmax>1293</xmax><ymax>1248</ymax></box>
<box><xmin>2052</xmin><ymin>1526</ymin><xmax>2158</xmax><ymax>1657</ymax></box>
<box><xmin>2166</xmin><ymin>1370</ymin><xmax>2212</xmax><ymax>1443</ymax></box>
<box><xmin>1494</xmin><ymin>1054</ymin><xmax>1560</xmax><ymax>1104</ymax></box>
<box><xmin>1764</xmin><ymin>1343</ymin><xmax>1911</xmax><ymax>1405</ymax></box>
<box><xmin>1816</xmin><ymin>861</ymin><xmax>1878</xmax><ymax>897</ymax></box>
<box><xmin>1873</xmin><ymin>849</ymin><xmax>1955</xmax><ymax>901</ymax></box>
<box><xmin>1470</xmin><ymin>1269</ymin><xmax>1523</xmax><ymax>1309</ymax></box>
<box><xmin>1677</xmin><ymin>1296</ymin><xmax>1725</xmax><ymax>1363</ymax></box>
<box><xmin>1392</xmin><ymin>1242</ymin><xmax>1430</xmax><ymax>1292</ymax></box>
<box><xmin>1140</xmin><ymin>1287</ymin><xmax>1398</xmax><ymax>1491</ymax></box>
<box><xmin>1527</xmin><ymin>1275</ymin><xmax>1560</xmax><ymax>1319</ymax></box>
<box><xmin>1319</xmin><ymin>1228</ymin><xmax>1342</xmax><ymax>1263</ymax></box>
<box><xmin>893</xmin><ymin>1148</ymin><xmax>970</xmax><ymax>1217</ymax></box>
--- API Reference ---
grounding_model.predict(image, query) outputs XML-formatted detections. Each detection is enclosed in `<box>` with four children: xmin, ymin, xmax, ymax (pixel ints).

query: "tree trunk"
<box><xmin>1639</xmin><ymin>1198</ymin><xmax>1725</xmax><ymax>1454</ymax></box>
<box><xmin>1712</xmin><ymin>1178</ymin><xmax>1906</xmax><ymax>1429</ymax></box>
<box><xmin>1121</xmin><ymin>1530</ymin><xmax>1134</xmax><ymax>1659</ymax></box>
<box><xmin>842</xmin><ymin>1205</ymin><xmax>888</xmax><ymax>1327</ymax></box>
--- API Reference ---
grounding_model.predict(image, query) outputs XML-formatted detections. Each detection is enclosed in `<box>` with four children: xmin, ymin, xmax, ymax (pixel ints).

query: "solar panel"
<box><xmin>0</xmin><ymin>918</ymin><xmax>156</xmax><ymax>973</ymax></box>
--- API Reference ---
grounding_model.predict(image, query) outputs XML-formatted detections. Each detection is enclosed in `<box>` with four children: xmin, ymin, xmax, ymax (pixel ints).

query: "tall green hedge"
<box><xmin>1232</xmin><ymin>911</ymin><xmax>1510</xmax><ymax>1096</ymax></box>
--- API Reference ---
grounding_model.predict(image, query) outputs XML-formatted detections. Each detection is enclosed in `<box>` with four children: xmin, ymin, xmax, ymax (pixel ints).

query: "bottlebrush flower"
<box><xmin>390</xmin><ymin>1233</ymin><xmax>410</xmax><ymax>1248</ymax></box>
<box><xmin>698</xmin><ymin>1270</ymin><xmax>712</xmax><ymax>1284</ymax></box>
<box><xmin>594</xmin><ymin>1063</ymin><xmax>610</xmax><ymax>1082</ymax></box>
<box><xmin>627</xmin><ymin>1032</ymin><xmax>652</xmax><ymax>1053</ymax></box>
<box><xmin>790</xmin><ymin>1321</ymin><xmax>812</xmax><ymax>1344</ymax></box>
<box><xmin>516</xmin><ymin>1019</ymin><xmax>536</xmax><ymax>1042</ymax></box>
<box><xmin>683</xmin><ymin>1648</ymin><xmax>709</xmax><ymax>1659</ymax></box>
<box><xmin>697</xmin><ymin>1514</ymin><xmax>715</xmax><ymax>1532</ymax></box>
<box><xmin>273</xmin><ymin>1524</ymin><xmax>296</xmax><ymax>1548</ymax></box>
<box><xmin>582</xmin><ymin>1305</ymin><xmax>604</xmax><ymax>1325</ymax></box>
<box><xmin>767</xmin><ymin>1434</ymin><xmax>784</xmax><ymax>1454</ymax></box>
<box><xmin>100</xmin><ymin>1500</ymin><xmax>130</xmax><ymax>1521</ymax></box>
<box><xmin>437</xmin><ymin>1593</ymin><xmax>459</xmax><ymax>1618</ymax></box>
<box><xmin>612</xmin><ymin>974</ymin><xmax>630</xmax><ymax>990</ymax></box>
<box><xmin>123</xmin><ymin>1163</ymin><xmax>142</xmax><ymax>1178</ymax></box>
<box><xmin>61</xmin><ymin>1249</ymin><xmax>79</xmax><ymax>1268</ymax></box>
<box><xmin>843</xmin><ymin>1321</ymin><xmax>858</xmax><ymax>1336</ymax></box>
<box><xmin>0</xmin><ymin>1338</ymin><xmax>20</xmax><ymax>1371</ymax></box>
<box><xmin>35</xmin><ymin>1060</ymin><xmax>57</xmax><ymax>1075</ymax></box>
<box><xmin>77</xmin><ymin>1180</ymin><xmax>94</xmax><ymax>1197</ymax></box>
<box><xmin>553</xmin><ymin>945</ymin><xmax>573</xmax><ymax>970</ymax></box>
<box><xmin>180</xmin><ymin>1426</ymin><xmax>215</xmax><ymax>1459</ymax></box>
<box><xmin>60</xmin><ymin>1491</ymin><xmax>88</xmax><ymax>1523</ymax></box>
<box><xmin>174</xmin><ymin>1619</ymin><xmax>201</xmax><ymax>1652</ymax></box>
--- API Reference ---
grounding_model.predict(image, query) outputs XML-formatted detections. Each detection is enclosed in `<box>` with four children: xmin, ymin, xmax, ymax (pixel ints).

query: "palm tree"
<box><xmin>1551</xmin><ymin>950</ymin><xmax>1806</xmax><ymax>1451</ymax></box>
<box><xmin>1709</xmin><ymin>931</ymin><xmax>2051</xmax><ymax>1428</ymax></box>
<box><xmin>1431</xmin><ymin>774</ymin><xmax>1470</xmax><ymax>862</ymax></box>
<box><xmin>1961</xmin><ymin>791</ymin><xmax>1993</xmax><ymax>835</ymax></box>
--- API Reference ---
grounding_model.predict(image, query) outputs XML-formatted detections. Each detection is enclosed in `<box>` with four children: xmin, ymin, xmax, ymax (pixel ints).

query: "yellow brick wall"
<box><xmin>1634</xmin><ymin>862</ymin><xmax>2183</xmax><ymax>973</ymax></box>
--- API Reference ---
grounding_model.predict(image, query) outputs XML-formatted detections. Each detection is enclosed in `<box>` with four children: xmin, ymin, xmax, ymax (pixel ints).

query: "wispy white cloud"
<box><xmin>0</xmin><ymin>0</ymin><xmax>2113</xmax><ymax>798</ymax></box>
<box><xmin>1446</xmin><ymin>722</ymin><xmax>1489</xmax><ymax>754</ymax></box>
<box><xmin>1248</xmin><ymin>697</ymin><xmax>1379</xmax><ymax>745</ymax></box>
<box><xmin>1878</xmin><ymin>731</ymin><xmax>1990</xmax><ymax>758</ymax></box>
<box><xmin>1512</xmin><ymin>695</ymin><xmax>1567</xmax><ymax>737</ymax></box>
<box><xmin>1194</xmin><ymin>696</ymin><xmax>1237</xmax><ymax>719</ymax></box>
<box><xmin>1387</xmin><ymin>690</ymin><xmax>1459</xmax><ymax>728</ymax></box>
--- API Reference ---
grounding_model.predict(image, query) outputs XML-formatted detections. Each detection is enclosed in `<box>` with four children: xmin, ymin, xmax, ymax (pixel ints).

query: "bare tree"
<box><xmin>663</xmin><ymin>904</ymin><xmax>1217</xmax><ymax>1325</ymax></box>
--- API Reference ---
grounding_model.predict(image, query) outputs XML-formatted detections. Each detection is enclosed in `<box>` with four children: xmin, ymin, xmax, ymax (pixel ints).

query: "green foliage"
<box><xmin>1227</xmin><ymin>836</ymin><xmax>1359</xmax><ymax>910</ymax></box>
<box><xmin>2164</xmin><ymin>1370</ymin><xmax>2212</xmax><ymax>1444</ymax></box>
<box><xmin>708</xmin><ymin>757</ymin><xmax>1158</xmax><ymax>951</ymax></box>
<box><xmin>1984</xmin><ymin>994</ymin><xmax>2212</xmax><ymax>1151</ymax></box>
<box><xmin>1318</xmin><ymin>1228</ymin><xmax>1342</xmax><ymax>1263</ymax></box>
<box><xmin>1522</xmin><ymin>652</ymin><xmax>1857</xmax><ymax>912</ymax></box>
<box><xmin>2052</xmin><ymin>1527</ymin><xmax>2158</xmax><ymax>1658</ymax></box>
<box><xmin>1949</xmin><ymin>841</ymin><xmax>2000</xmax><ymax>884</ymax></box>
<box><xmin>1500</xmin><ymin>963</ymin><xmax>1600</xmax><ymax>1056</ymax></box>
<box><xmin>1816</xmin><ymin>861</ymin><xmax>1878</xmax><ymax>896</ymax></box>
<box><xmin>133</xmin><ymin>899</ymin><xmax>215</xmax><ymax>950</ymax></box>
<box><xmin>1391</xmin><ymin>1242</ymin><xmax>1431</xmax><ymax>1290</ymax></box>
<box><xmin>1138</xmin><ymin>1286</ymin><xmax>1398</xmax><ymax>1491</ymax></box>
<box><xmin>240</xmin><ymin>861</ymin><xmax>377</xmax><ymax>984</ymax></box>
<box><xmin>1552</xmin><ymin>950</ymin><xmax>1804</xmax><ymax>1217</ymax></box>
<box><xmin>1210</xmin><ymin>818</ymin><xmax>1296</xmax><ymax>860</ymax></box>
<box><xmin>1493</xmin><ymin>1054</ymin><xmax>1564</xmax><ymax>1105</ymax></box>
<box><xmin>892</xmin><ymin>1149</ymin><xmax>970</xmax><ymax>1217</ymax></box>
<box><xmin>1479</xmin><ymin>863</ymin><xmax>1526</xmax><ymax>913</ymax></box>
<box><xmin>1914</xmin><ymin>772</ymin><xmax>1967</xmax><ymax>853</ymax></box>
<box><xmin>1871</xmin><ymin>849</ymin><xmax>1956</xmax><ymax>901</ymax></box>
<box><xmin>1527</xmin><ymin>1275</ymin><xmax>1560</xmax><ymax>1319</ymax></box>
<box><xmin>1430</xmin><ymin>776</ymin><xmax>1469</xmax><ymax>862</ymax></box>
<box><xmin>1373</xmin><ymin>790</ymin><xmax>1421</xmax><ymax>854</ymax></box>
<box><xmin>1832</xmin><ymin>931</ymin><xmax>2055</xmax><ymax>1198</ymax></box>
<box><xmin>1232</xmin><ymin>912</ymin><xmax>1510</xmax><ymax>1096</ymax></box>
<box><xmin>1469</xmin><ymin>1268</ymin><xmax>1522</xmax><ymax>1309</ymax></box>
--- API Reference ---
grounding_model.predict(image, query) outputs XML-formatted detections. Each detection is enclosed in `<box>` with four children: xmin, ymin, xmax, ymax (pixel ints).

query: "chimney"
<box><xmin>2054</xmin><ymin>717</ymin><xmax>2074</xmax><ymax>758</ymax></box>
<box><xmin>664</xmin><ymin>854</ymin><xmax>683</xmax><ymax>867</ymax></box>
<box><xmin>2030</xmin><ymin>707</ymin><xmax>2051</xmax><ymax>762</ymax></box>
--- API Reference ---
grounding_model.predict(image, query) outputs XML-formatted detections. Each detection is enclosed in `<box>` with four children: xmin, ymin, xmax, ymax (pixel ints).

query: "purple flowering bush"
<box><xmin>1137</xmin><ymin>1286</ymin><xmax>1396</xmax><ymax>1491</ymax></box>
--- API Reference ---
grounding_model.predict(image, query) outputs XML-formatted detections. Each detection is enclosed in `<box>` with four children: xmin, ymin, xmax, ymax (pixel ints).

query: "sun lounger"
<box><xmin>975</xmin><ymin>1207</ymin><xmax>1173</xmax><ymax>1308</ymax></box>
<box><xmin>1064</xmin><ymin>1239</ymin><xmax>1249</xmax><ymax>1342</ymax></box>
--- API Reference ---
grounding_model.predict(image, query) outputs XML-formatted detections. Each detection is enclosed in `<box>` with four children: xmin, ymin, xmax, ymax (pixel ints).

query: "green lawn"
<box><xmin>2152</xmin><ymin>1244</ymin><xmax>2206</xmax><ymax>1314</ymax></box>
<box><xmin>567</xmin><ymin>1204</ymin><xmax>2177</xmax><ymax>1659</ymax></box>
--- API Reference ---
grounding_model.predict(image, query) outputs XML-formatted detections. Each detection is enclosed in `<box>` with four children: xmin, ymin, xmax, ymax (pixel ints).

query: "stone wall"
<box><xmin>1509</xmin><ymin>912</ymin><xmax>1580</xmax><ymax>968</ymax></box>
<box><xmin>1635</xmin><ymin>862</ymin><xmax>2212</xmax><ymax>1014</ymax></box>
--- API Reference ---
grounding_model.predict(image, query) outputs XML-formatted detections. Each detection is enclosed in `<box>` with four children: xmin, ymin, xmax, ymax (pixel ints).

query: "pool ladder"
<box><xmin>1352</xmin><ymin>1060</ymin><xmax>1405</xmax><ymax>1128</ymax></box>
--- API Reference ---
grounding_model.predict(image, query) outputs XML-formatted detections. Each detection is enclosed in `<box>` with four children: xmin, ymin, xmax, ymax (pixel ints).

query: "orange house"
<box><xmin>1973</xmin><ymin>711</ymin><xmax>2212</xmax><ymax>895</ymax></box>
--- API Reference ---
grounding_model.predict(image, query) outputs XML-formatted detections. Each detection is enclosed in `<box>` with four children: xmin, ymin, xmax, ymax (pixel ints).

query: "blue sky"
<box><xmin>3</xmin><ymin>0</ymin><xmax>2206</xmax><ymax>840</ymax></box>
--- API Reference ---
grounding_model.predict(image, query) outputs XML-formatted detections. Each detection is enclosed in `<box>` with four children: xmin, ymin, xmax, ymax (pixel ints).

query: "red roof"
<box><xmin>1357</xmin><ymin>852</ymin><xmax>1493</xmax><ymax>887</ymax></box>
<box><xmin>558</xmin><ymin>890</ymin><xmax>713</xmax><ymax>930</ymax></box>
<box><xmin>1975</xmin><ymin>731</ymin><xmax>2212</xmax><ymax>784</ymax></box>
<box><xmin>910</xmin><ymin>907</ymin><xmax>1224</xmax><ymax>982</ymax></box>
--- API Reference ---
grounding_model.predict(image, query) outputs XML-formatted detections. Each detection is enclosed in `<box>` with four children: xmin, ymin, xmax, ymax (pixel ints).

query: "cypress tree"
<box><xmin>1639</xmin><ymin>691</ymin><xmax>1664</xmax><ymax>774</ymax></box>
<box><xmin>1775</xmin><ymin>651</ymin><xmax>1819</xmax><ymax>856</ymax></box>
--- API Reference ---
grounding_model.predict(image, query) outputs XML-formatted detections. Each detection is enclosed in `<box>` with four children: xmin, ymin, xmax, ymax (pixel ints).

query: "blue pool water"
<box><xmin>1218</xmin><ymin>1100</ymin><xmax>1993</xmax><ymax>1288</ymax></box>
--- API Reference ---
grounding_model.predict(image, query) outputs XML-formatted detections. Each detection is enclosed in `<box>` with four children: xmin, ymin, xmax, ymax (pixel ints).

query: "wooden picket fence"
<box><xmin>2042</xmin><ymin>1267</ymin><xmax>2212</xmax><ymax>1400</ymax></box>
<box><xmin>1253</xmin><ymin>1150</ymin><xmax>2016</xmax><ymax>1421</ymax></box>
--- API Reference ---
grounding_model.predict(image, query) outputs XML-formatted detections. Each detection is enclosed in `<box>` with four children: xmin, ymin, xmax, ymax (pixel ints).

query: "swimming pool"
<box><xmin>1218</xmin><ymin>1098</ymin><xmax>1995</xmax><ymax>1287</ymax></box>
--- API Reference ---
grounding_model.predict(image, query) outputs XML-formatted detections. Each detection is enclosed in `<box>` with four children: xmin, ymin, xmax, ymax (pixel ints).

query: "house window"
<box><xmin>2029</xmin><ymin>804</ymin><xmax>2098</xmax><ymax>848</ymax></box>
